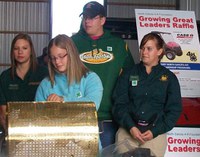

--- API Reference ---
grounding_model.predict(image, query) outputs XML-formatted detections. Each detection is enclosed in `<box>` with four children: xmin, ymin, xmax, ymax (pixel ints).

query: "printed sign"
<box><xmin>165</xmin><ymin>127</ymin><xmax>200</xmax><ymax>157</ymax></box>
<box><xmin>135</xmin><ymin>9</ymin><xmax>200</xmax><ymax>97</ymax></box>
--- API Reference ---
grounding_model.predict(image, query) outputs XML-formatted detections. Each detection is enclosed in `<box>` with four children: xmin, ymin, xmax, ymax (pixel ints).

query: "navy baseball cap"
<box><xmin>79</xmin><ymin>1</ymin><xmax>106</xmax><ymax>18</ymax></box>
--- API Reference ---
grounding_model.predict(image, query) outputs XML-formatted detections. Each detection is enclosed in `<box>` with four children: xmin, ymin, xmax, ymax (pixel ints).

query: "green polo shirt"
<box><xmin>112</xmin><ymin>62</ymin><xmax>182</xmax><ymax>138</ymax></box>
<box><xmin>0</xmin><ymin>66</ymin><xmax>48</xmax><ymax>105</ymax></box>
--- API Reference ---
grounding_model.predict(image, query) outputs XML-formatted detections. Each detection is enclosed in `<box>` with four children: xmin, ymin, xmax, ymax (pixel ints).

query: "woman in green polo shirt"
<box><xmin>112</xmin><ymin>32</ymin><xmax>182</xmax><ymax>157</ymax></box>
<box><xmin>0</xmin><ymin>33</ymin><xmax>48</xmax><ymax>132</ymax></box>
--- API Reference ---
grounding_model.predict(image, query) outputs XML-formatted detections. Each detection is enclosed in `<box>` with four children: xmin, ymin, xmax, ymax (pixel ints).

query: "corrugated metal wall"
<box><xmin>179</xmin><ymin>0</ymin><xmax>200</xmax><ymax>20</ymax></box>
<box><xmin>106</xmin><ymin>0</ymin><xmax>200</xmax><ymax>20</ymax></box>
<box><xmin>0</xmin><ymin>0</ymin><xmax>50</xmax><ymax>73</ymax></box>
<box><xmin>106</xmin><ymin>0</ymin><xmax>178</xmax><ymax>18</ymax></box>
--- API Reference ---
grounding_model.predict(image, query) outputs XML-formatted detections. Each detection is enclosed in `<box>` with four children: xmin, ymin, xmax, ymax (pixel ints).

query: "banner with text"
<box><xmin>165</xmin><ymin>127</ymin><xmax>200</xmax><ymax>157</ymax></box>
<box><xmin>135</xmin><ymin>9</ymin><xmax>200</xmax><ymax>97</ymax></box>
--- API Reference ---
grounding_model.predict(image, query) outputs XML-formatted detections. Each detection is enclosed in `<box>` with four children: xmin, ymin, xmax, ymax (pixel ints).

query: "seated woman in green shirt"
<box><xmin>112</xmin><ymin>32</ymin><xmax>182</xmax><ymax>157</ymax></box>
<box><xmin>0</xmin><ymin>33</ymin><xmax>48</xmax><ymax>132</ymax></box>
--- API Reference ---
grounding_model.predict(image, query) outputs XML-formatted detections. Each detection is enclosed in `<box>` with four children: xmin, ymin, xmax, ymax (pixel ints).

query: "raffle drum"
<box><xmin>7</xmin><ymin>102</ymin><xmax>99</xmax><ymax>157</ymax></box>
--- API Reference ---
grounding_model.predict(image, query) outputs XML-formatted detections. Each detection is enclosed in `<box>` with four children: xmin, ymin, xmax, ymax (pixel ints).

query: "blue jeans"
<box><xmin>98</xmin><ymin>120</ymin><xmax>119</xmax><ymax>148</ymax></box>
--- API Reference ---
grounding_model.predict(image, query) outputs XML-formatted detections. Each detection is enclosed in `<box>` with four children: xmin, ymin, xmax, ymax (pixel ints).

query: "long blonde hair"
<box><xmin>47</xmin><ymin>34</ymin><xmax>89</xmax><ymax>86</ymax></box>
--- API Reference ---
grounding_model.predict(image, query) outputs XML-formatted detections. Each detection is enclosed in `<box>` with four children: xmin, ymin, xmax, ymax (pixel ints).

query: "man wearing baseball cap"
<box><xmin>79</xmin><ymin>1</ymin><xmax>106</xmax><ymax>19</ymax></box>
<box><xmin>71</xmin><ymin>1</ymin><xmax>135</xmax><ymax>151</ymax></box>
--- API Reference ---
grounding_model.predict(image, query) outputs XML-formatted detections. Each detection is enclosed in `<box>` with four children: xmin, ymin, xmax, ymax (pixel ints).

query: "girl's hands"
<box><xmin>47</xmin><ymin>93</ymin><xmax>64</xmax><ymax>102</ymax></box>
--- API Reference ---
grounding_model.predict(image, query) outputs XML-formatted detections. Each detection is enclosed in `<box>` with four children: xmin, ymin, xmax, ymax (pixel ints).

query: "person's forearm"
<box><xmin>0</xmin><ymin>105</ymin><xmax>7</xmax><ymax>130</ymax></box>
<box><xmin>0</xmin><ymin>105</ymin><xmax>6</xmax><ymax>112</ymax></box>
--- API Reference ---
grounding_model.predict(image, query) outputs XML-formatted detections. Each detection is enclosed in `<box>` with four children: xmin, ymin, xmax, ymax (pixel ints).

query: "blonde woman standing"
<box><xmin>35</xmin><ymin>34</ymin><xmax>103</xmax><ymax>111</ymax></box>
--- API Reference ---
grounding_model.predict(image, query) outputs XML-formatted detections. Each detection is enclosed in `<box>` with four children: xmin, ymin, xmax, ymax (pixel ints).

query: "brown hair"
<box><xmin>10</xmin><ymin>33</ymin><xmax>37</xmax><ymax>79</ymax></box>
<box><xmin>47</xmin><ymin>34</ymin><xmax>89</xmax><ymax>86</ymax></box>
<box><xmin>140</xmin><ymin>32</ymin><xmax>165</xmax><ymax>61</ymax></box>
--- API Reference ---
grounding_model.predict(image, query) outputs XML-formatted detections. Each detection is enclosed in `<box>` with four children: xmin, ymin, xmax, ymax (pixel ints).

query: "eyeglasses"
<box><xmin>50</xmin><ymin>53</ymin><xmax>68</xmax><ymax>63</ymax></box>
<box><xmin>81</xmin><ymin>16</ymin><xmax>101</xmax><ymax>21</ymax></box>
